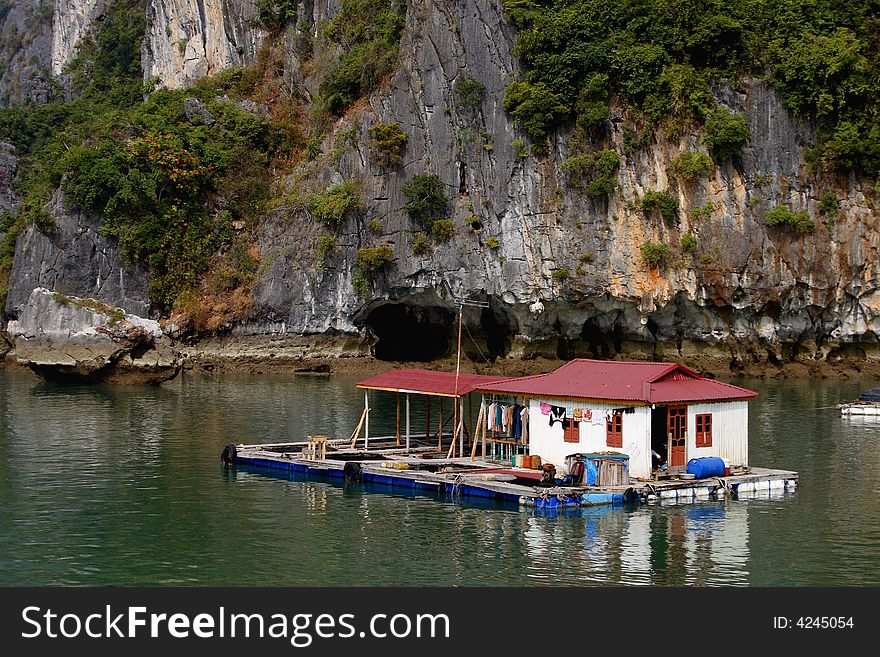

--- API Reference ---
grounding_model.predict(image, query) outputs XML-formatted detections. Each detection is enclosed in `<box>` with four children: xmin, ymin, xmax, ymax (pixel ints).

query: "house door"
<box><xmin>668</xmin><ymin>406</ymin><xmax>687</xmax><ymax>467</ymax></box>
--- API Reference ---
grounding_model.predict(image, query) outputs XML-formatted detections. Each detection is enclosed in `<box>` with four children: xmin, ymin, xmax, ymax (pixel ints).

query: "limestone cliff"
<box><xmin>0</xmin><ymin>0</ymin><xmax>54</xmax><ymax>106</ymax></box>
<box><xmin>0</xmin><ymin>141</ymin><xmax>16</xmax><ymax>213</ymax></box>
<box><xmin>50</xmin><ymin>0</ymin><xmax>106</xmax><ymax>76</ymax></box>
<box><xmin>5</xmin><ymin>190</ymin><xmax>150</xmax><ymax>318</ymax></box>
<box><xmin>6</xmin><ymin>287</ymin><xmax>179</xmax><ymax>382</ymax></box>
<box><xmin>141</xmin><ymin>0</ymin><xmax>262</xmax><ymax>89</ymax></box>
<box><xmin>1</xmin><ymin>0</ymin><xmax>879</xmax><ymax>373</ymax></box>
<box><xmin>239</xmin><ymin>0</ymin><xmax>880</xmax><ymax>367</ymax></box>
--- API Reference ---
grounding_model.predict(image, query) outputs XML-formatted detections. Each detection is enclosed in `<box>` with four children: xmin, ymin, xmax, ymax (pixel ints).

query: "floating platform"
<box><xmin>838</xmin><ymin>401</ymin><xmax>880</xmax><ymax>416</ymax></box>
<box><xmin>223</xmin><ymin>438</ymin><xmax>798</xmax><ymax>509</ymax></box>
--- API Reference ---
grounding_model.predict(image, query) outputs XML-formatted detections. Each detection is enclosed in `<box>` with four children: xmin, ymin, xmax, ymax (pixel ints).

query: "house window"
<box><xmin>695</xmin><ymin>413</ymin><xmax>713</xmax><ymax>447</ymax></box>
<box><xmin>606</xmin><ymin>412</ymin><xmax>623</xmax><ymax>448</ymax></box>
<box><xmin>563</xmin><ymin>418</ymin><xmax>579</xmax><ymax>443</ymax></box>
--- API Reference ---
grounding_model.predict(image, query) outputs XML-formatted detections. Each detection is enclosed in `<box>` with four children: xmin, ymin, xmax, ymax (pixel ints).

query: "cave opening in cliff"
<box><xmin>581</xmin><ymin>315</ymin><xmax>623</xmax><ymax>358</ymax></box>
<box><xmin>479</xmin><ymin>307</ymin><xmax>513</xmax><ymax>360</ymax></box>
<box><xmin>366</xmin><ymin>303</ymin><xmax>455</xmax><ymax>361</ymax></box>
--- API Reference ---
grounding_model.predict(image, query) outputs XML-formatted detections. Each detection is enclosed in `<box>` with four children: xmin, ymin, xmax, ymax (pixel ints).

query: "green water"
<box><xmin>0</xmin><ymin>370</ymin><xmax>878</xmax><ymax>586</ymax></box>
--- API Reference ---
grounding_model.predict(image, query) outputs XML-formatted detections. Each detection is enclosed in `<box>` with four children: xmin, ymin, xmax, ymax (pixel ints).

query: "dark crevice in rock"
<box><xmin>581</xmin><ymin>314</ymin><xmax>624</xmax><ymax>359</ymax></box>
<box><xmin>478</xmin><ymin>305</ymin><xmax>513</xmax><ymax>360</ymax></box>
<box><xmin>365</xmin><ymin>302</ymin><xmax>455</xmax><ymax>361</ymax></box>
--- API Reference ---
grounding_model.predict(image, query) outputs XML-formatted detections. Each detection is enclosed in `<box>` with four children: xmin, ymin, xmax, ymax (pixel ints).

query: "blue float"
<box><xmin>687</xmin><ymin>456</ymin><xmax>726</xmax><ymax>478</ymax></box>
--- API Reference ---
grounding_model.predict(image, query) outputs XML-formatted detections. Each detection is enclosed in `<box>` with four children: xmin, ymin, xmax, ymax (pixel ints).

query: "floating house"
<box><xmin>474</xmin><ymin>359</ymin><xmax>757</xmax><ymax>480</ymax></box>
<box><xmin>225</xmin><ymin>359</ymin><xmax>796</xmax><ymax>508</ymax></box>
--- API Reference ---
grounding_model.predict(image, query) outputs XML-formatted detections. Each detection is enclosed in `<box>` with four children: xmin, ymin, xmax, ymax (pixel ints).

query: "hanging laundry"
<box><xmin>511</xmin><ymin>403</ymin><xmax>523</xmax><ymax>439</ymax></box>
<box><xmin>495</xmin><ymin>403</ymin><xmax>504</xmax><ymax>431</ymax></box>
<box><xmin>487</xmin><ymin>402</ymin><xmax>499</xmax><ymax>431</ymax></box>
<box><xmin>584</xmin><ymin>409</ymin><xmax>592</xmax><ymax>421</ymax></box>
<box><xmin>520</xmin><ymin>406</ymin><xmax>529</xmax><ymax>443</ymax></box>
<box><xmin>539</xmin><ymin>401</ymin><xmax>552</xmax><ymax>415</ymax></box>
<box><xmin>549</xmin><ymin>405</ymin><xmax>566</xmax><ymax>426</ymax></box>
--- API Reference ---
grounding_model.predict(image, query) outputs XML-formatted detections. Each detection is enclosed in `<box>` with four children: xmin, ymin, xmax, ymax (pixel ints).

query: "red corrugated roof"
<box><xmin>356</xmin><ymin>369</ymin><xmax>511</xmax><ymax>397</ymax></box>
<box><xmin>474</xmin><ymin>359</ymin><xmax>757</xmax><ymax>404</ymax></box>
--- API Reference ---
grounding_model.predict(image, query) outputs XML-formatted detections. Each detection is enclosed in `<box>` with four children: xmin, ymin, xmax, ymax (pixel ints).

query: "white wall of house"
<box><xmin>684</xmin><ymin>401</ymin><xmax>749</xmax><ymax>467</ymax></box>
<box><xmin>526</xmin><ymin>398</ymin><xmax>652</xmax><ymax>479</ymax></box>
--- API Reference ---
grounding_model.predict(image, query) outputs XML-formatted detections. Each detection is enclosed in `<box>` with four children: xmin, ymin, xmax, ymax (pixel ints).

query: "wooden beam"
<box><xmin>471</xmin><ymin>401</ymin><xmax>486</xmax><ymax>460</ymax></box>
<box><xmin>425</xmin><ymin>396</ymin><xmax>431</xmax><ymax>440</ymax></box>
<box><xmin>364</xmin><ymin>390</ymin><xmax>370</xmax><ymax>449</ymax></box>
<box><xmin>396</xmin><ymin>393</ymin><xmax>401</xmax><ymax>446</ymax></box>
<box><xmin>446</xmin><ymin>423</ymin><xmax>457</xmax><ymax>459</ymax></box>
<box><xmin>348</xmin><ymin>406</ymin><xmax>368</xmax><ymax>448</ymax></box>
<box><xmin>438</xmin><ymin>397</ymin><xmax>443</xmax><ymax>450</ymax></box>
<box><xmin>459</xmin><ymin>398</ymin><xmax>465</xmax><ymax>458</ymax></box>
<box><xmin>405</xmin><ymin>394</ymin><xmax>411</xmax><ymax>452</ymax></box>
<box><xmin>446</xmin><ymin>412</ymin><xmax>465</xmax><ymax>459</ymax></box>
<box><xmin>481</xmin><ymin>396</ymin><xmax>488</xmax><ymax>459</ymax></box>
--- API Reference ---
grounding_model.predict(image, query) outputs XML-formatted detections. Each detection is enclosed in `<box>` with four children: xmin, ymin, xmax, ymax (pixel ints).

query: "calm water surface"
<box><xmin>0</xmin><ymin>370</ymin><xmax>878</xmax><ymax>586</ymax></box>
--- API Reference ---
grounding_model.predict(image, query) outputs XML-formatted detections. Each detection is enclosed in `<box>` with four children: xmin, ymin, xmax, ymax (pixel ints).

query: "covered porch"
<box><xmin>353</xmin><ymin>368</ymin><xmax>514</xmax><ymax>460</ymax></box>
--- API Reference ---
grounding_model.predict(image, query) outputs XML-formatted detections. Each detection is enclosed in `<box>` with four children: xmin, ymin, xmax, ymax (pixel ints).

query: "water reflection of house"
<box><xmin>476</xmin><ymin>359</ymin><xmax>757</xmax><ymax>477</ymax></box>
<box><xmin>519</xmin><ymin>503</ymin><xmax>750</xmax><ymax>585</ymax></box>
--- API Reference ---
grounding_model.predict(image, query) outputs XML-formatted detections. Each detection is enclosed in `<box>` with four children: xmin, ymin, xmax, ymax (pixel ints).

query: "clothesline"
<box><xmin>485</xmin><ymin>401</ymin><xmax>529</xmax><ymax>442</ymax></box>
<box><xmin>537</xmin><ymin>402</ymin><xmax>635</xmax><ymax>426</ymax></box>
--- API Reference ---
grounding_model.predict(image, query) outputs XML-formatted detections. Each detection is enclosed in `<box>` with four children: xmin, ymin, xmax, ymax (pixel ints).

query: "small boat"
<box><xmin>838</xmin><ymin>387</ymin><xmax>880</xmax><ymax>415</ymax></box>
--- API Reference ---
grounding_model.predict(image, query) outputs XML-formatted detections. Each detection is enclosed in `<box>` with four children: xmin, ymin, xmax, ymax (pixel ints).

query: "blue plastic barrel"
<box><xmin>687</xmin><ymin>456</ymin><xmax>726</xmax><ymax>478</ymax></box>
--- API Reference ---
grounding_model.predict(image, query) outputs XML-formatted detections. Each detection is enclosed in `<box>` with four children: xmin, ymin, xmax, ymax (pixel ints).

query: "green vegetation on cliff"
<box><xmin>503</xmin><ymin>0</ymin><xmax>880</xmax><ymax>175</ymax></box>
<box><xmin>402</xmin><ymin>174</ymin><xmax>449</xmax><ymax>229</ymax></box>
<box><xmin>764</xmin><ymin>205</ymin><xmax>815</xmax><ymax>233</ymax></box>
<box><xmin>320</xmin><ymin>0</ymin><xmax>406</xmax><ymax>116</ymax></box>
<box><xmin>0</xmin><ymin>0</ymin><xmax>292</xmax><ymax>311</ymax></box>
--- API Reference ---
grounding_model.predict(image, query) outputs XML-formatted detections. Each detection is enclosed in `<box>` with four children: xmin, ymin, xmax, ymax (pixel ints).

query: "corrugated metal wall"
<box><xmin>687</xmin><ymin>401</ymin><xmax>749</xmax><ymax>466</ymax></box>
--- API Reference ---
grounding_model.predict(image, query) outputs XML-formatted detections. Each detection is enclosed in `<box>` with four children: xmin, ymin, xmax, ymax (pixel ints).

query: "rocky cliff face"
<box><xmin>0</xmin><ymin>141</ymin><xmax>16</xmax><ymax>213</ymax></box>
<box><xmin>2</xmin><ymin>0</ymin><xmax>262</xmax><ymax>104</ymax></box>
<box><xmin>50</xmin><ymin>0</ymin><xmax>106</xmax><ymax>76</ymax></box>
<box><xmin>0</xmin><ymin>0</ymin><xmax>54</xmax><ymax>106</ymax></box>
<box><xmin>141</xmin><ymin>0</ymin><xmax>262</xmax><ymax>89</ymax></box>
<box><xmin>239</xmin><ymin>0</ymin><xmax>880</xmax><ymax>368</ymax></box>
<box><xmin>5</xmin><ymin>190</ymin><xmax>150</xmax><ymax>318</ymax></box>
<box><xmin>6</xmin><ymin>287</ymin><xmax>179</xmax><ymax>382</ymax></box>
<box><xmin>2</xmin><ymin>0</ymin><xmax>879</xmax><ymax>373</ymax></box>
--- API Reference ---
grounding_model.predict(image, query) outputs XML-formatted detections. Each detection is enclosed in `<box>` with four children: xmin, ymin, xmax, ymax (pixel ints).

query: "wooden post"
<box><xmin>467</xmin><ymin>394</ymin><xmax>473</xmax><ymax>451</ymax></box>
<box><xmin>470</xmin><ymin>401</ymin><xmax>486</xmax><ymax>460</ymax></box>
<box><xmin>446</xmin><ymin>411</ymin><xmax>465</xmax><ymax>459</ymax></box>
<box><xmin>405</xmin><ymin>394</ymin><xmax>411</xmax><ymax>452</ymax></box>
<box><xmin>459</xmin><ymin>398</ymin><xmax>465</xmax><ymax>458</ymax></box>
<box><xmin>425</xmin><ymin>396</ymin><xmax>431</xmax><ymax>441</ymax></box>
<box><xmin>452</xmin><ymin>306</ymin><xmax>463</xmax><ymax>454</ymax></box>
<box><xmin>364</xmin><ymin>390</ymin><xmax>370</xmax><ymax>450</ymax></box>
<box><xmin>438</xmin><ymin>397</ymin><xmax>444</xmax><ymax>450</ymax></box>
<box><xmin>396</xmin><ymin>393</ymin><xmax>401</xmax><ymax>446</ymax></box>
<box><xmin>348</xmin><ymin>407</ymin><xmax>368</xmax><ymax>448</ymax></box>
<box><xmin>482</xmin><ymin>395</ymin><xmax>487</xmax><ymax>459</ymax></box>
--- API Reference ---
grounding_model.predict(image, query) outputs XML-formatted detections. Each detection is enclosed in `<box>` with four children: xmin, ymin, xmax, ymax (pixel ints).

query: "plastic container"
<box><xmin>687</xmin><ymin>456</ymin><xmax>726</xmax><ymax>479</ymax></box>
<box><xmin>529</xmin><ymin>454</ymin><xmax>542</xmax><ymax>469</ymax></box>
<box><xmin>514</xmin><ymin>454</ymin><xmax>528</xmax><ymax>468</ymax></box>
<box><xmin>721</xmin><ymin>458</ymin><xmax>730</xmax><ymax>476</ymax></box>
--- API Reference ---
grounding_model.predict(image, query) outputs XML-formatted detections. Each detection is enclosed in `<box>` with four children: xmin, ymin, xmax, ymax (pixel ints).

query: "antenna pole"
<box><xmin>452</xmin><ymin>301</ymin><xmax>463</xmax><ymax>457</ymax></box>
